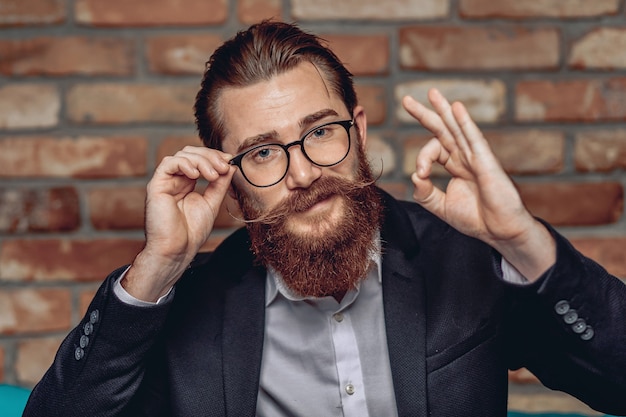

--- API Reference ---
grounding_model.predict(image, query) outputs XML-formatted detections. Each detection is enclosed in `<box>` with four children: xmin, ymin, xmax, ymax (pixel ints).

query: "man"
<box><xmin>23</xmin><ymin>21</ymin><xmax>626</xmax><ymax>417</ymax></box>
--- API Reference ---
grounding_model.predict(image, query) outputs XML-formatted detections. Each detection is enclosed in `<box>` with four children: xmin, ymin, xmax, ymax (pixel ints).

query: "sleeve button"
<box><xmin>563</xmin><ymin>309</ymin><xmax>578</xmax><ymax>324</ymax></box>
<box><xmin>83</xmin><ymin>322</ymin><xmax>94</xmax><ymax>336</ymax></box>
<box><xmin>580</xmin><ymin>325</ymin><xmax>594</xmax><ymax>341</ymax></box>
<box><xmin>554</xmin><ymin>300</ymin><xmax>570</xmax><ymax>315</ymax></box>
<box><xmin>572</xmin><ymin>318</ymin><xmax>587</xmax><ymax>334</ymax></box>
<box><xmin>74</xmin><ymin>347</ymin><xmax>84</xmax><ymax>361</ymax></box>
<box><xmin>80</xmin><ymin>335</ymin><xmax>89</xmax><ymax>349</ymax></box>
<box><xmin>89</xmin><ymin>309</ymin><xmax>99</xmax><ymax>324</ymax></box>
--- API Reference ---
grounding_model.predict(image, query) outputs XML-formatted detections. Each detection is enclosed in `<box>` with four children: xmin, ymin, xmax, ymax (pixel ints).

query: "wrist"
<box><xmin>121</xmin><ymin>250</ymin><xmax>190</xmax><ymax>302</ymax></box>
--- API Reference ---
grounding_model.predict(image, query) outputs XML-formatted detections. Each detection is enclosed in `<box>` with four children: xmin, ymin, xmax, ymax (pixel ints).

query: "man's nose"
<box><xmin>284</xmin><ymin>146</ymin><xmax>322</xmax><ymax>189</ymax></box>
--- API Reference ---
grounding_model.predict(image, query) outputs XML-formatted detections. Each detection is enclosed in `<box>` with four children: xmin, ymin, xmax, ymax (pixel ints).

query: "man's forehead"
<box><xmin>218</xmin><ymin>62</ymin><xmax>346</xmax><ymax>150</ymax></box>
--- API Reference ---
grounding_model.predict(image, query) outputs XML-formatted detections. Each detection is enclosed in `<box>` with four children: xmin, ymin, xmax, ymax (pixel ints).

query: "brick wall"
<box><xmin>0</xmin><ymin>0</ymin><xmax>625</xmax><ymax>414</ymax></box>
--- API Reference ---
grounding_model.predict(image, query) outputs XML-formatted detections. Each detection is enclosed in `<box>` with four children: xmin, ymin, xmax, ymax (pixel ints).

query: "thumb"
<box><xmin>411</xmin><ymin>171</ymin><xmax>446</xmax><ymax>219</ymax></box>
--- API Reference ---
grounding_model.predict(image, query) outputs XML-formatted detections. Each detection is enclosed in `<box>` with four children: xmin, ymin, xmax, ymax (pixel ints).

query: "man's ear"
<box><xmin>353</xmin><ymin>105</ymin><xmax>367</xmax><ymax>148</ymax></box>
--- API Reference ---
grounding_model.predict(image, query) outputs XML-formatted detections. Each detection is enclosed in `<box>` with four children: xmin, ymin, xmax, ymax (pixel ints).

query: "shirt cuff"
<box><xmin>113</xmin><ymin>266</ymin><xmax>175</xmax><ymax>306</ymax></box>
<box><xmin>501</xmin><ymin>258</ymin><xmax>529</xmax><ymax>285</ymax></box>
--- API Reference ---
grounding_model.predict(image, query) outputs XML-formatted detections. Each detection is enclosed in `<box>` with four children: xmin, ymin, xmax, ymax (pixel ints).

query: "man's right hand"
<box><xmin>121</xmin><ymin>146</ymin><xmax>236</xmax><ymax>302</ymax></box>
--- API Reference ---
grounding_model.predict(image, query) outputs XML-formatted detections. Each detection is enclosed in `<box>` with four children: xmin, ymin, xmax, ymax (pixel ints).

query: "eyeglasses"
<box><xmin>229</xmin><ymin>119</ymin><xmax>353</xmax><ymax>187</ymax></box>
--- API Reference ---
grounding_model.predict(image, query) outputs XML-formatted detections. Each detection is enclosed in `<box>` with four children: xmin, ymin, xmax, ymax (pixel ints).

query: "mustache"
<box><xmin>228</xmin><ymin>175</ymin><xmax>377</xmax><ymax>225</ymax></box>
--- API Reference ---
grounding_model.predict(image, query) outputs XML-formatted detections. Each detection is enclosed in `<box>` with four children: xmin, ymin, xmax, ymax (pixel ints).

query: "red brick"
<box><xmin>516</xmin><ymin>78</ymin><xmax>626</xmax><ymax>122</ymax></box>
<box><xmin>326</xmin><ymin>34</ymin><xmax>389</xmax><ymax>76</ymax></box>
<box><xmin>75</xmin><ymin>0</ymin><xmax>227</xmax><ymax>27</ymax></box>
<box><xmin>89</xmin><ymin>187</ymin><xmax>145</xmax><ymax>230</ymax></box>
<box><xmin>355</xmin><ymin>84</ymin><xmax>386</xmax><ymax>126</ymax></box>
<box><xmin>570</xmin><ymin>237</ymin><xmax>626</xmax><ymax>278</ymax></box>
<box><xmin>575</xmin><ymin>130</ymin><xmax>626</xmax><ymax>173</ymax></box>
<box><xmin>146</xmin><ymin>34</ymin><xmax>223</xmax><ymax>75</ymax></box>
<box><xmin>569</xmin><ymin>28</ymin><xmax>626</xmax><ymax>70</ymax></box>
<box><xmin>402</xmin><ymin>130</ymin><xmax>564</xmax><ymax>177</ymax></box>
<box><xmin>291</xmin><ymin>0</ymin><xmax>449</xmax><ymax>20</ymax></box>
<box><xmin>0</xmin><ymin>187</ymin><xmax>80</xmax><ymax>233</ymax></box>
<box><xmin>517</xmin><ymin>182</ymin><xmax>623</xmax><ymax>226</ymax></box>
<box><xmin>238</xmin><ymin>0</ymin><xmax>283</xmax><ymax>24</ymax></box>
<box><xmin>15</xmin><ymin>336</ymin><xmax>63</xmax><ymax>386</ymax></box>
<box><xmin>0</xmin><ymin>288</ymin><xmax>71</xmax><ymax>335</ymax></box>
<box><xmin>157</xmin><ymin>136</ymin><xmax>204</xmax><ymax>162</ymax></box>
<box><xmin>0</xmin><ymin>0</ymin><xmax>65</xmax><ymax>27</ymax></box>
<box><xmin>396</xmin><ymin>79</ymin><xmax>506</xmax><ymax>124</ymax></box>
<box><xmin>0</xmin><ymin>37</ymin><xmax>134</xmax><ymax>76</ymax></box>
<box><xmin>0</xmin><ymin>239</ymin><xmax>144</xmax><ymax>282</ymax></box>
<box><xmin>0</xmin><ymin>84</ymin><xmax>59</xmax><ymax>129</ymax></box>
<box><xmin>0</xmin><ymin>136</ymin><xmax>147</xmax><ymax>178</ymax></box>
<box><xmin>66</xmin><ymin>84</ymin><xmax>197</xmax><ymax>124</ymax></box>
<box><xmin>459</xmin><ymin>0</ymin><xmax>619</xmax><ymax>18</ymax></box>
<box><xmin>399</xmin><ymin>27</ymin><xmax>559</xmax><ymax>71</ymax></box>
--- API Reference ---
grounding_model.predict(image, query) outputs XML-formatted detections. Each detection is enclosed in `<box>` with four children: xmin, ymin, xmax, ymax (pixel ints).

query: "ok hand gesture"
<box><xmin>403</xmin><ymin>88</ymin><xmax>555</xmax><ymax>281</ymax></box>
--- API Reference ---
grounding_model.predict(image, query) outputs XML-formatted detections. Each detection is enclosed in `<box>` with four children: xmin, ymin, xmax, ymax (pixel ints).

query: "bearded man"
<box><xmin>24</xmin><ymin>21</ymin><xmax>626</xmax><ymax>417</ymax></box>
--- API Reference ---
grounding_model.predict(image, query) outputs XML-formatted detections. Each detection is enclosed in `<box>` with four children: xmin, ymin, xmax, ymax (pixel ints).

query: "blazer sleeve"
<box><xmin>22</xmin><ymin>266</ymin><xmax>172</xmax><ymax>417</ymax></box>
<box><xmin>504</xmin><ymin>227</ymin><xmax>626</xmax><ymax>416</ymax></box>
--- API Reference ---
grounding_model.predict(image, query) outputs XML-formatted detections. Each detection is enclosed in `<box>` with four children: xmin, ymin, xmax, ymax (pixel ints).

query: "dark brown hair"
<box><xmin>194</xmin><ymin>21</ymin><xmax>357</xmax><ymax>150</ymax></box>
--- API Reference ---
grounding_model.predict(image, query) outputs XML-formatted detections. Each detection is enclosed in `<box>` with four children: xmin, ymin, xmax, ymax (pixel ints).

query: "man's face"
<box><xmin>219</xmin><ymin>62</ymin><xmax>367</xmax><ymax>239</ymax></box>
<box><xmin>218</xmin><ymin>61</ymin><xmax>382</xmax><ymax>298</ymax></box>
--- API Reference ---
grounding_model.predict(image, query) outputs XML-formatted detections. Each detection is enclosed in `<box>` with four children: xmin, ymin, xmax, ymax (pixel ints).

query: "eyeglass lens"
<box><xmin>239</xmin><ymin>121</ymin><xmax>351</xmax><ymax>187</ymax></box>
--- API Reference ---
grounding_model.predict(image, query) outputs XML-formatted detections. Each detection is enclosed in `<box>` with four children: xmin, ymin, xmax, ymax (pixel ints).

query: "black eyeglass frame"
<box><xmin>228</xmin><ymin>119</ymin><xmax>354</xmax><ymax>188</ymax></box>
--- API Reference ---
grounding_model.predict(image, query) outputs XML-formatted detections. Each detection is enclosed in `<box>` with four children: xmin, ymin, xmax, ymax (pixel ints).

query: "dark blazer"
<box><xmin>23</xmin><ymin>190</ymin><xmax>626</xmax><ymax>417</ymax></box>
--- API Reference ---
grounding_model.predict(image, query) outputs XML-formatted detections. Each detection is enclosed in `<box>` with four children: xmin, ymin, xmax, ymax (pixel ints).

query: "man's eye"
<box><xmin>312</xmin><ymin>128</ymin><xmax>328</xmax><ymax>138</ymax></box>
<box><xmin>249</xmin><ymin>146</ymin><xmax>280</xmax><ymax>163</ymax></box>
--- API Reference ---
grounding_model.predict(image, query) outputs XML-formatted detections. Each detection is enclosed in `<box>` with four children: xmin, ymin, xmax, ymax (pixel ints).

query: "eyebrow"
<box><xmin>235</xmin><ymin>108</ymin><xmax>341</xmax><ymax>154</ymax></box>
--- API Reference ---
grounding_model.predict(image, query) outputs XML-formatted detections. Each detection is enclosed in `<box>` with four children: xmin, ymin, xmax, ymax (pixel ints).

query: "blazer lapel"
<box><xmin>222</xmin><ymin>265</ymin><xmax>266</xmax><ymax>417</ymax></box>
<box><xmin>380</xmin><ymin>192</ymin><xmax>428</xmax><ymax>417</ymax></box>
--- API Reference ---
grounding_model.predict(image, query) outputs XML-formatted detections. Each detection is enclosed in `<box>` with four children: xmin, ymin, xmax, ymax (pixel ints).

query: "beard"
<box><xmin>233</xmin><ymin>145</ymin><xmax>383</xmax><ymax>298</ymax></box>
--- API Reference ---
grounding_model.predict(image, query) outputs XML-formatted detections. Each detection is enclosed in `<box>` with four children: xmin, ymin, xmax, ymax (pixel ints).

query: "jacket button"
<box><xmin>74</xmin><ymin>347</ymin><xmax>84</xmax><ymax>361</ymax></box>
<box><xmin>89</xmin><ymin>309</ymin><xmax>100</xmax><ymax>324</ymax></box>
<box><xmin>83</xmin><ymin>322</ymin><xmax>93</xmax><ymax>336</ymax></box>
<box><xmin>80</xmin><ymin>335</ymin><xmax>89</xmax><ymax>349</ymax></box>
<box><xmin>563</xmin><ymin>309</ymin><xmax>578</xmax><ymax>324</ymax></box>
<box><xmin>572</xmin><ymin>318</ymin><xmax>587</xmax><ymax>334</ymax></box>
<box><xmin>580</xmin><ymin>325</ymin><xmax>594</xmax><ymax>341</ymax></box>
<box><xmin>554</xmin><ymin>300</ymin><xmax>570</xmax><ymax>315</ymax></box>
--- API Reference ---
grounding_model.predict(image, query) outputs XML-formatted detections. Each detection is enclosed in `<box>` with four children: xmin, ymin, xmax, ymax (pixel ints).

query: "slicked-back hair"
<box><xmin>194</xmin><ymin>21</ymin><xmax>357</xmax><ymax>150</ymax></box>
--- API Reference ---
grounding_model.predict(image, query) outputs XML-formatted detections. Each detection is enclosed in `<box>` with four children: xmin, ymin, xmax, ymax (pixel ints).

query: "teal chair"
<box><xmin>0</xmin><ymin>384</ymin><xmax>31</xmax><ymax>417</ymax></box>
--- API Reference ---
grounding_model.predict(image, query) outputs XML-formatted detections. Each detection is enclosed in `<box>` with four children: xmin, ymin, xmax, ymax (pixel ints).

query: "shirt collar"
<box><xmin>265</xmin><ymin>233</ymin><xmax>382</xmax><ymax>307</ymax></box>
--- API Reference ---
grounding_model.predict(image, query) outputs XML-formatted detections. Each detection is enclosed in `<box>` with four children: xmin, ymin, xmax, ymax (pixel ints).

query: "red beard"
<box><xmin>234</xmin><ymin>151</ymin><xmax>383</xmax><ymax>298</ymax></box>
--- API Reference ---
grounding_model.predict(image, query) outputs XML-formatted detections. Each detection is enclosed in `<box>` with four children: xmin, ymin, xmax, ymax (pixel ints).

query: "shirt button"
<box><xmin>333</xmin><ymin>313</ymin><xmax>344</xmax><ymax>323</ymax></box>
<box><xmin>345</xmin><ymin>384</ymin><xmax>355</xmax><ymax>395</ymax></box>
<box><xmin>554</xmin><ymin>300</ymin><xmax>570</xmax><ymax>315</ymax></box>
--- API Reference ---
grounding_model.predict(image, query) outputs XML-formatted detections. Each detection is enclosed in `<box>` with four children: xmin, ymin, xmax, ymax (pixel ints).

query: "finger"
<box><xmin>402</xmin><ymin>95</ymin><xmax>458</xmax><ymax>153</ymax></box>
<box><xmin>168</xmin><ymin>150</ymin><xmax>234</xmax><ymax>185</ymax></box>
<box><xmin>451</xmin><ymin>101</ymin><xmax>491</xmax><ymax>156</ymax></box>
<box><xmin>415</xmin><ymin>137</ymin><xmax>450</xmax><ymax>178</ymax></box>
<box><xmin>411</xmin><ymin>169</ymin><xmax>446</xmax><ymax>220</ymax></box>
<box><xmin>428</xmin><ymin>89</ymin><xmax>471</xmax><ymax>156</ymax></box>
